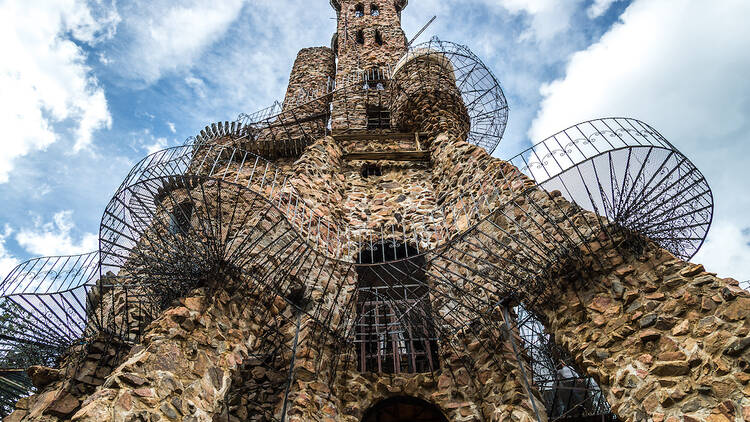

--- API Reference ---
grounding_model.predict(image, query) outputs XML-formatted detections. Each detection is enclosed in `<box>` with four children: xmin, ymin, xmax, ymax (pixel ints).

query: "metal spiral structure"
<box><xmin>186</xmin><ymin>38</ymin><xmax>507</xmax><ymax>157</ymax></box>
<box><xmin>0</xmin><ymin>369</ymin><xmax>32</xmax><ymax>416</ymax></box>
<box><xmin>392</xmin><ymin>37</ymin><xmax>509</xmax><ymax>153</ymax></box>
<box><xmin>0</xmin><ymin>113</ymin><xmax>711</xmax><ymax>422</ymax></box>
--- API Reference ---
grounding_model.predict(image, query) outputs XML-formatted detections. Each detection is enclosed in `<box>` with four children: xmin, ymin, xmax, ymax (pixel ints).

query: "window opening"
<box><xmin>374</xmin><ymin>29</ymin><xmax>384</xmax><ymax>46</ymax></box>
<box><xmin>362</xmin><ymin>396</ymin><xmax>448</xmax><ymax>422</ymax></box>
<box><xmin>367</xmin><ymin>105</ymin><xmax>390</xmax><ymax>130</ymax></box>
<box><xmin>361</xmin><ymin>163</ymin><xmax>382</xmax><ymax>178</ymax></box>
<box><xmin>370</xmin><ymin>4</ymin><xmax>380</xmax><ymax>16</ymax></box>
<box><xmin>355</xmin><ymin>242</ymin><xmax>439</xmax><ymax>374</ymax></box>
<box><xmin>169</xmin><ymin>201</ymin><xmax>193</xmax><ymax>235</ymax></box>
<box><xmin>356</xmin><ymin>29</ymin><xmax>365</xmax><ymax>44</ymax></box>
<box><xmin>354</xmin><ymin>3</ymin><xmax>365</xmax><ymax>17</ymax></box>
<box><xmin>363</xmin><ymin>68</ymin><xmax>387</xmax><ymax>91</ymax></box>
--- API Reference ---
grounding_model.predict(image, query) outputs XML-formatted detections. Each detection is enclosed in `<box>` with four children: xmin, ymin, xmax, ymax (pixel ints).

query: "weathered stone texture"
<box><xmin>331</xmin><ymin>0</ymin><xmax>407</xmax><ymax>131</ymax></box>
<box><xmin>542</xmin><ymin>248</ymin><xmax>750</xmax><ymax>422</ymax></box>
<box><xmin>283</xmin><ymin>47</ymin><xmax>336</xmax><ymax>110</ymax></box>
<box><xmin>8</xmin><ymin>1</ymin><xmax>750</xmax><ymax>421</ymax></box>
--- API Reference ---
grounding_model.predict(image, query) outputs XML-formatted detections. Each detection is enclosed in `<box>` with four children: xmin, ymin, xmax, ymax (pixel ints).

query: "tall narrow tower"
<box><xmin>0</xmin><ymin>2</ymin><xmax>745</xmax><ymax>422</ymax></box>
<box><xmin>330</xmin><ymin>0</ymin><xmax>407</xmax><ymax>131</ymax></box>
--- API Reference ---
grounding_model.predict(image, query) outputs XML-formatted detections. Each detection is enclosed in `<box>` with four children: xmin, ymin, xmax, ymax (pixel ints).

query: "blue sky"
<box><xmin>1</xmin><ymin>0</ymin><xmax>749</xmax><ymax>284</ymax></box>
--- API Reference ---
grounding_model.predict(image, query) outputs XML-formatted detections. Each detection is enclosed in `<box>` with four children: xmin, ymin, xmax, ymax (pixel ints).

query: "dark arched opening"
<box><xmin>370</xmin><ymin>3</ymin><xmax>380</xmax><ymax>16</ymax></box>
<box><xmin>354</xmin><ymin>3</ymin><xmax>365</xmax><ymax>17</ymax></box>
<box><xmin>168</xmin><ymin>201</ymin><xmax>193</xmax><ymax>235</ymax></box>
<box><xmin>375</xmin><ymin>29</ymin><xmax>384</xmax><ymax>46</ymax></box>
<box><xmin>355</xmin><ymin>242</ymin><xmax>439</xmax><ymax>374</ymax></box>
<box><xmin>361</xmin><ymin>396</ymin><xmax>448</xmax><ymax>422</ymax></box>
<box><xmin>356</xmin><ymin>29</ymin><xmax>365</xmax><ymax>44</ymax></box>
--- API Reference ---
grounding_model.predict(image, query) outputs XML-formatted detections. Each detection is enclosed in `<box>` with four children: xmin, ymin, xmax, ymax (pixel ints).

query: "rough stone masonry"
<box><xmin>4</xmin><ymin>0</ymin><xmax>748</xmax><ymax>421</ymax></box>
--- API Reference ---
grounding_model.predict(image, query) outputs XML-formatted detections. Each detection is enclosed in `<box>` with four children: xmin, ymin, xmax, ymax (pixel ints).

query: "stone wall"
<box><xmin>543</xmin><ymin>245</ymin><xmax>750</xmax><ymax>422</ymax></box>
<box><xmin>391</xmin><ymin>52</ymin><xmax>470</xmax><ymax>141</ymax></box>
<box><xmin>12</xmin><ymin>123</ymin><xmax>748</xmax><ymax>422</ymax></box>
<box><xmin>7</xmin><ymin>0</ymin><xmax>749</xmax><ymax>418</ymax></box>
<box><xmin>4</xmin><ymin>339</ymin><xmax>125</xmax><ymax>422</ymax></box>
<box><xmin>282</xmin><ymin>47</ymin><xmax>336</xmax><ymax>111</ymax></box>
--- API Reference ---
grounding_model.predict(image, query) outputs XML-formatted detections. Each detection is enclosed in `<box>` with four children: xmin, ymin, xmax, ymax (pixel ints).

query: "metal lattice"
<box><xmin>0</xmin><ymin>116</ymin><xmax>712</xmax><ymax>421</ymax></box>
<box><xmin>392</xmin><ymin>37</ymin><xmax>509</xmax><ymax>153</ymax></box>
<box><xmin>187</xmin><ymin>38</ymin><xmax>507</xmax><ymax>156</ymax></box>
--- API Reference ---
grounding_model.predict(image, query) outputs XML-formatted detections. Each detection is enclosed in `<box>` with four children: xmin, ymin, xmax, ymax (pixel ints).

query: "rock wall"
<box><xmin>4</xmin><ymin>339</ymin><xmax>125</xmax><ymax>422</ymax></box>
<box><xmin>543</xmin><ymin>245</ymin><xmax>750</xmax><ymax>422</ymax></box>
<box><xmin>281</xmin><ymin>312</ymin><xmax>544</xmax><ymax>422</ymax></box>
<box><xmin>69</xmin><ymin>281</ymin><xmax>298</xmax><ymax>422</ymax></box>
<box><xmin>282</xmin><ymin>47</ymin><xmax>336</xmax><ymax>111</ymax></box>
<box><xmin>391</xmin><ymin>52</ymin><xmax>470</xmax><ymax>141</ymax></box>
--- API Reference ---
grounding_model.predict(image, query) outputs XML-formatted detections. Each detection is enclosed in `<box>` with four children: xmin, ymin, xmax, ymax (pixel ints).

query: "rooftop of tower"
<box><xmin>329</xmin><ymin>0</ymin><xmax>408</xmax><ymax>13</ymax></box>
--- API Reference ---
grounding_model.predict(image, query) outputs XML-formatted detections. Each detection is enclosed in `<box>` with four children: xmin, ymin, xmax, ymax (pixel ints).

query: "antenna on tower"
<box><xmin>407</xmin><ymin>15</ymin><xmax>437</xmax><ymax>47</ymax></box>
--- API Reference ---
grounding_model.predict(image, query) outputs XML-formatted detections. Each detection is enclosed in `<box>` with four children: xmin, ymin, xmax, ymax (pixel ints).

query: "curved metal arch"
<box><xmin>0</xmin><ymin>117</ymin><xmax>714</xmax><ymax>418</ymax></box>
<box><xmin>0</xmin><ymin>252</ymin><xmax>101</xmax><ymax>354</ymax></box>
<box><xmin>110</xmin><ymin>118</ymin><xmax>712</xmax><ymax>263</ymax></box>
<box><xmin>392</xmin><ymin>37</ymin><xmax>509</xmax><ymax>153</ymax></box>
<box><xmin>503</xmin><ymin>117</ymin><xmax>713</xmax><ymax>260</ymax></box>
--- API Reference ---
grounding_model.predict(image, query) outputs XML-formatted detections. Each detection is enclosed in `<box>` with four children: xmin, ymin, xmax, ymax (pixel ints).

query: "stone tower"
<box><xmin>1</xmin><ymin>2</ymin><xmax>748</xmax><ymax>422</ymax></box>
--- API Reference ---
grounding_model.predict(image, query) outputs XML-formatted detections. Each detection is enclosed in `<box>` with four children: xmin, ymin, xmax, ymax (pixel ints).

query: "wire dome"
<box><xmin>396</xmin><ymin>37</ymin><xmax>509</xmax><ymax>154</ymax></box>
<box><xmin>0</xmin><ymin>252</ymin><xmax>100</xmax><ymax>353</ymax></box>
<box><xmin>507</xmin><ymin>118</ymin><xmax>713</xmax><ymax>261</ymax></box>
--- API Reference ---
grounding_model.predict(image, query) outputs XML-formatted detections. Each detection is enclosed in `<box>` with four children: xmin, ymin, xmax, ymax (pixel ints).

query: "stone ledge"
<box><xmin>343</xmin><ymin>150</ymin><xmax>430</xmax><ymax>161</ymax></box>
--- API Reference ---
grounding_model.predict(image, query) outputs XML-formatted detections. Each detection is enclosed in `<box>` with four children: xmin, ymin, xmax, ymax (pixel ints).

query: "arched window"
<box><xmin>354</xmin><ymin>3</ymin><xmax>365</xmax><ymax>17</ymax></box>
<box><xmin>355</xmin><ymin>242</ymin><xmax>439</xmax><ymax>374</ymax></box>
<box><xmin>362</xmin><ymin>396</ymin><xmax>448</xmax><ymax>422</ymax></box>
<box><xmin>374</xmin><ymin>29</ymin><xmax>384</xmax><ymax>46</ymax></box>
<box><xmin>356</xmin><ymin>29</ymin><xmax>365</xmax><ymax>44</ymax></box>
<box><xmin>370</xmin><ymin>4</ymin><xmax>380</xmax><ymax>16</ymax></box>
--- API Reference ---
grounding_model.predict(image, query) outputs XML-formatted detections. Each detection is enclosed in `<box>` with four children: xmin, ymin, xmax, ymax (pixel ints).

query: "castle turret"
<box><xmin>330</xmin><ymin>0</ymin><xmax>408</xmax><ymax>72</ymax></box>
<box><xmin>282</xmin><ymin>47</ymin><xmax>336</xmax><ymax>111</ymax></box>
<box><xmin>330</xmin><ymin>0</ymin><xmax>408</xmax><ymax>131</ymax></box>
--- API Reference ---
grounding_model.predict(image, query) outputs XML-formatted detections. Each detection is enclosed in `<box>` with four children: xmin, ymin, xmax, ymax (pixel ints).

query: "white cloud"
<box><xmin>16</xmin><ymin>211</ymin><xmax>98</xmax><ymax>257</ymax></box>
<box><xmin>0</xmin><ymin>0</ymin><xmax>115</xmax><ymax>183</ymax></box>
<box><xmin>144</xmin><ymin>137</ymin><xmax>168</xmax><ymax>155</ymax></box>
<box><xmin>587</xmin><ymin>0</ymin><xmax>620</xmax><ymax>18</ymax></box>
<box><xmin>495</xmin><ymin>0</ymin><xmax>585</xmax><ymax>41</ymax></box>
<box><xmin>185</xmin><ymin>76</ymin><xmax>208</xmax><ymax>99</ymax></box>
<box><xmin>530</xmin><ymin>0</ymin><xmax>750</xmax><ymax>277</ymax></box>
<box><xmin>0</xmin><ymin>226</ymin><xmax>20</xmax><ymax>278</ymax></box>
<box><xmin>694</xmin><ymin>222</ymin><xmax>750</xmax><ymax>282</ymax></box>
<box><xmin>114</xmin><ymin>0</ymin><xmax>248</xmax><ymax>83</ymax></box>
<box><xmin>167</xmin><ymin>122</ymin><xmax>176</xmax><ymax>133</ymax></box>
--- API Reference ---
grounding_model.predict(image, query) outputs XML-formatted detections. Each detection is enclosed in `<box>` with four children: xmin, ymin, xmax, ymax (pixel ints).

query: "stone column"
<box><xmin>66</xmin><ymin>287</ymin><xmax>273</xmax><ymax>422</ymax></box>
<box><xmin>541</xmin><ymin>243</ymin><xmax>750</xmax><ymax>422</ymax></box>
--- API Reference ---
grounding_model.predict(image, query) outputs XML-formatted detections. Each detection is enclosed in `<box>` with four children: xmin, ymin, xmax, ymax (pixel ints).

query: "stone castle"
<box><xmin>0</xmin><ymin>1</ymin><xmax>748</xmax><ymax>422</ymax></box>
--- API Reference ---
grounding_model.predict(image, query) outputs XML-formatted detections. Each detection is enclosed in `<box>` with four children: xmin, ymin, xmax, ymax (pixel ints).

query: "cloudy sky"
<box><xmin>0</xmin><ymin>0</ymin><xmax>748</xmax><ymax>284</ymax></box>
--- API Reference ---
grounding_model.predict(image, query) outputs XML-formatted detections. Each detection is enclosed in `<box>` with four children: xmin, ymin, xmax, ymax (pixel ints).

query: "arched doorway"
<box><xmin>361</xmin><ymin>396</ymin><xmax>448</xmax><ymax>422</ymax></box>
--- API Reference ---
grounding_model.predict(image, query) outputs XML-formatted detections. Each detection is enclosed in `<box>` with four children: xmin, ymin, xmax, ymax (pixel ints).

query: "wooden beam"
<box><xmin>332</xmin><ymin>131</ymin><xmax>428</xmax><ymax>141</ymax></box>
<box><xmin>343</xmin><ymin>151</ymin><xmax>430</xmax><ymax>161</ymax></box>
